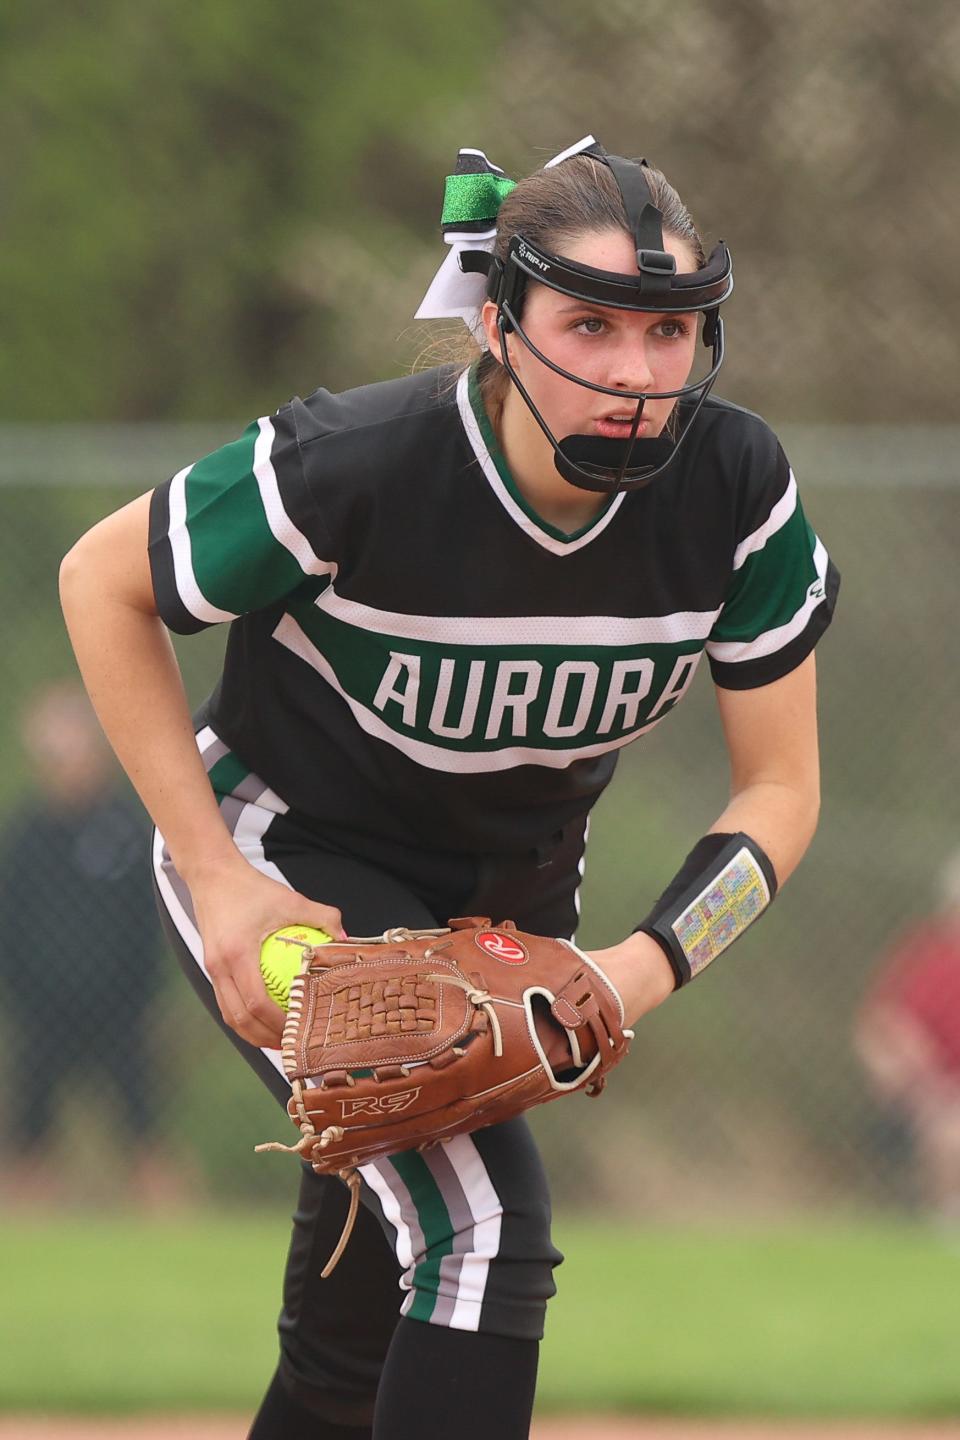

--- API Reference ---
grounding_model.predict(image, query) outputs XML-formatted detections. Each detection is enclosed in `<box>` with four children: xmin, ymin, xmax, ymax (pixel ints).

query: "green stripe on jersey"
<box><xmin>710</xmin><ymin>503</ymin><xmax>818</xmax><ymax>643</ymax></box>
<box><xmin>184</xmin><ymin>422</ymin><xmax>308</xmax><ymax>616</ymax></box>
<box><xmin>390</xmin><ymin>1150</ymin><xmax>456</xmax><ymax>1322</ymax></box>
<box><xmin>208</xmin><ymin>750</ymin><xmax>253</xmax><ymax>798</ymax></box>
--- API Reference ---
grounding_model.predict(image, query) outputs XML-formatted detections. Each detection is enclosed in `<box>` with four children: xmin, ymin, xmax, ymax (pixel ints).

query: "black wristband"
<box><xmin>635</xmin><ymin>832</ymin><xmax>778</xmax><ymax>988</ymax></box>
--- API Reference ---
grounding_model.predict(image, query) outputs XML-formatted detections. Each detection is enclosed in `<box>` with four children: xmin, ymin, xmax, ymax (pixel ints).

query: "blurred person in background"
<box><xmin>856</xmin><ymin>849</ymin><xmax>960</xmax><ymax>1227</ymax></box>
<box><xmin>59</xmin><ymin>139</ymin><xmax>837</xmax><ymax>1440</ymax></box>
<box><xmin>0</xmin><ymin>680</ymin><xmax>185</xmax><ymax>1209</ymax></box>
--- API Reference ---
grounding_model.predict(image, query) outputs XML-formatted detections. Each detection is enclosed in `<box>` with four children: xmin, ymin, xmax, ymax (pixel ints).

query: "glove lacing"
<box><xmin>255</xmin><ymin>1079</ymin><xmax>363</xmax><ymax>1277</ymax></box>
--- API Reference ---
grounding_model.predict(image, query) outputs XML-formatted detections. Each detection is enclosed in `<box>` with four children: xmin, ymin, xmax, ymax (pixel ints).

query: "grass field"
<box><xmin>1</xmin><ymin>1213</ymin><xmax>958</xmax><ymax>1420</ymax></box>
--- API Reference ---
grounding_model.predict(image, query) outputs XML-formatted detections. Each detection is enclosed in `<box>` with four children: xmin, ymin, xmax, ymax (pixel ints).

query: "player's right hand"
<box><xmin>186</xmin><ymin>853</ymin><xmax>344</xmax><ymax>1048</ymax></box>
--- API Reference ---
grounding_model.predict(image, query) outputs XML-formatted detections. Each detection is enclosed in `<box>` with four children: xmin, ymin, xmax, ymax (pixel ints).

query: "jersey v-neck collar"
<box><xmin>457</xmin><ymin>366</ymin><xmax>625</xmax><ymax>556</ymax></box>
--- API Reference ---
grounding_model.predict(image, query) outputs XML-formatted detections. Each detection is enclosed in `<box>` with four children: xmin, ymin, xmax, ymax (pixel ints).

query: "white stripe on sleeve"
<box><xmin>167</xmin><ymin>464</ymin><xmax>239</xmax><ymax>624</ymax></box>
<box><xmin>732</xmin><ymin>471</ymin><xmax>799</xmax><ymax>572</ymax></box>
<box><xmin>254</xmin><ymin>417</ymin><xmax>339</xmax><ymax>580</ymax></box>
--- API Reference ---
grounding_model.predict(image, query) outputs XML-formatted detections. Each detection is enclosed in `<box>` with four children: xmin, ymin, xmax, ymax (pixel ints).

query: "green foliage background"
<box><xmin>1</xmin><ymin>1215</ymin><xmax>958</xmax><ymax>1418</ymax></box>
<box><xmin>1</xmin><ymin>2</ymin><xmax>957</xmax><ymax>422</ymax></box>
<box><xmin>0</xmin><ymin>0</ymin><xmax>501</xmax><ymax>419</ymax></box>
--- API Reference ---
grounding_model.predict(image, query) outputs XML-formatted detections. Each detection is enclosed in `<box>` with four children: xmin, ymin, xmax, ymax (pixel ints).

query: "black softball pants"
<box><xmin>151</xmin><ymin>730</ymin><xmax>587</xmax><ymax>1434</ymax></box>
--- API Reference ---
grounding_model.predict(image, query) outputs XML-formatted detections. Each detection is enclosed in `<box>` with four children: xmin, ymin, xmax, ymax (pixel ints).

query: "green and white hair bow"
<box><xmin>415</xmin><ymin>135</ymin><xmax>598</xmax><ymax>342</ymax></box>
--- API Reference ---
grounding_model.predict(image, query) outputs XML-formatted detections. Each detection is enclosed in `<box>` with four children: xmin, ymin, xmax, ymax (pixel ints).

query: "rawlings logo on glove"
<box><xmin>475</xmin><ymin>929</ymin><xmax>528</xmax><ymax>963</ymax></box>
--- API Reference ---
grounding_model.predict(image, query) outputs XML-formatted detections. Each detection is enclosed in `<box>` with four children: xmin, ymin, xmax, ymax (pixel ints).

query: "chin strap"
<box><xmin>554</xmin><ymin>432</ymin><xmax>678</xmax><ymax>493</ymax></box>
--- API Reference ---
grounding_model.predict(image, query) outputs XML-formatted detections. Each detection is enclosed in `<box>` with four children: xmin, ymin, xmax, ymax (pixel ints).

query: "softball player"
<box><xmin>60</xmin><ymin>138</ymin><xmax>838</xmax><ymax>1440</ymax></box>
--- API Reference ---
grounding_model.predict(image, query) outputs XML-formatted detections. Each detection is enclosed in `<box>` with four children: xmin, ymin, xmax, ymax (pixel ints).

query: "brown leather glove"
<box><xmin>257</xmin><ymin>917</ymin><xmax>633</xmax><ymax>1271</ymax></box>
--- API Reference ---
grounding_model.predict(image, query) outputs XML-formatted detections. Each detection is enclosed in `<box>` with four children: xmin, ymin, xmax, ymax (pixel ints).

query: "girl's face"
<box><xmin>482</xmin><ymin>227</ymin><xmax>700</xmax><ymax>446</ymax></box>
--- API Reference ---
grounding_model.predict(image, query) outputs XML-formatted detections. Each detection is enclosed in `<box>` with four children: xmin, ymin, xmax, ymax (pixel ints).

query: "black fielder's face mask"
<box><xmin>461</xmin><ymin>151</ymin><xmax>734</xmax><ymax>495</ymax></box>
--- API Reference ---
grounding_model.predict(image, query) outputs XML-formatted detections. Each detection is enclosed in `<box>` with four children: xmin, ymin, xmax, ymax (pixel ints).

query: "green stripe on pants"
<box><xmin>390</xmin><ymin>1149</ymin><xmax>457</xmax><ymax>1323</ymax></box>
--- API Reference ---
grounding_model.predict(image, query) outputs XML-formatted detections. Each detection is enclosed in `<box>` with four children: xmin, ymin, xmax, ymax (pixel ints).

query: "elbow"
<box><xmin>58</xmin><ymin>529</ymin><xmax>103</xmax><ymax>622</ymax></box>
<box><xmin>783</xmin><ymin>778</ymin><xmax>820</xmax><ymax>884</ymax></box>
<box><xmin>58</xmin><ymin>537</ymin><xmax>86</xmax><ymax>616</ymax></box>
<box><xmin>805</xmin><ymin>772</ymin><xmax>822</xmax><ymax>836</ymax></box>
<box><xmin>808</xmin><ymin>758</ymin><xmax>822</xmax><ymax>828</ymax></box>
<box><xmin>804</xmin><ymin>787</ymin><xmax>821</xmax><ymax>850</ymax></box>
<box><xmin>787</xmin><ymin>772</ymin><xmax>820</xmax><ymax>861</ymax></box>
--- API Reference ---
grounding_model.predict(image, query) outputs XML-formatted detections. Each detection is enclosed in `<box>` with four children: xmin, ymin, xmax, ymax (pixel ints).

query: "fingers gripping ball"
<box><xmin>259</xmin><ymin>926</ymin><xmax>333</xmax><ymax>1010</ymax></box>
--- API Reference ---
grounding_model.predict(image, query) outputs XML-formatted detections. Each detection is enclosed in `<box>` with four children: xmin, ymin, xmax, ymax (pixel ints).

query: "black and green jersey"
<box><xmin>148</xmin><ymin>365</ymin><xmax>838</xmax><ymax>853</ymax></box>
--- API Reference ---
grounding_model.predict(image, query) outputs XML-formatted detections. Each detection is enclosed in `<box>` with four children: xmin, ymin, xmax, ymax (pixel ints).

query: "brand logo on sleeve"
<box><xmin>475</xmin><ymin>931</ymin><xmax>528</xmax><ymax>964</ymax></box>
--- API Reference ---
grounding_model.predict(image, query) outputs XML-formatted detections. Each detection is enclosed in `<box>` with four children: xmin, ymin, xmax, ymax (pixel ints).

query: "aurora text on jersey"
<box><xmin>148</xmin><ymin>365</ymin><xmax>838</xmax><ymax>853</ymax></box>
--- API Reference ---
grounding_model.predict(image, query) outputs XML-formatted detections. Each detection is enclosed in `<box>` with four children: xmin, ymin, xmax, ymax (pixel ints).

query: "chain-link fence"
<box><xmin>1</xmin><ymin>421</ymin><xmax>956</xmax><ymax>1217</ymax></box>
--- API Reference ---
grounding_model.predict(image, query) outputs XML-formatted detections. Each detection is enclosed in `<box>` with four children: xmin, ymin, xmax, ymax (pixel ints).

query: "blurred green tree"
<box><xmin>0</xmin><ymin>0</ymin><xmax>505</xmax><ymax>419</ymax></box>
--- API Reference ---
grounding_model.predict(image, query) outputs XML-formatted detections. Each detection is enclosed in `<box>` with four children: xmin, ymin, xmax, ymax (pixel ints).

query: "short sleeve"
<box><xmin>148</xmin><ymin>405</ymin><xmax>336</xmax><ymax>634</ymax></box>
<box><xmin>706</xmin><ymin>444</ymin><xmax>839</xmax><ymax>690</ymax></box>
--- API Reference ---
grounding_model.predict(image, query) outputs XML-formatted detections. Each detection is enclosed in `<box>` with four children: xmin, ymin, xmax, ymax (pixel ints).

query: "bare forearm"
<box><xmin>710</xmin><ymin>778</ymin><xmax>820</xmax><ymax>886</ymax></box>
<box><xmin>713</xmin><ymin>659</ymin><xmax>821</xmax><ymax>887</ymax></box>
<box><xmin>59</xmin><ymin>561</ymin><xmax>239</xmax><ymax>881</ymax></box>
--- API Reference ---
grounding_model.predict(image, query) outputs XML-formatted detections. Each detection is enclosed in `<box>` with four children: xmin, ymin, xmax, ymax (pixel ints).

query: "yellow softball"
<box><xmin>259</xmin><ymin>924</ymin><xmax>333</xmax><ymax>1010</ymax></box>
